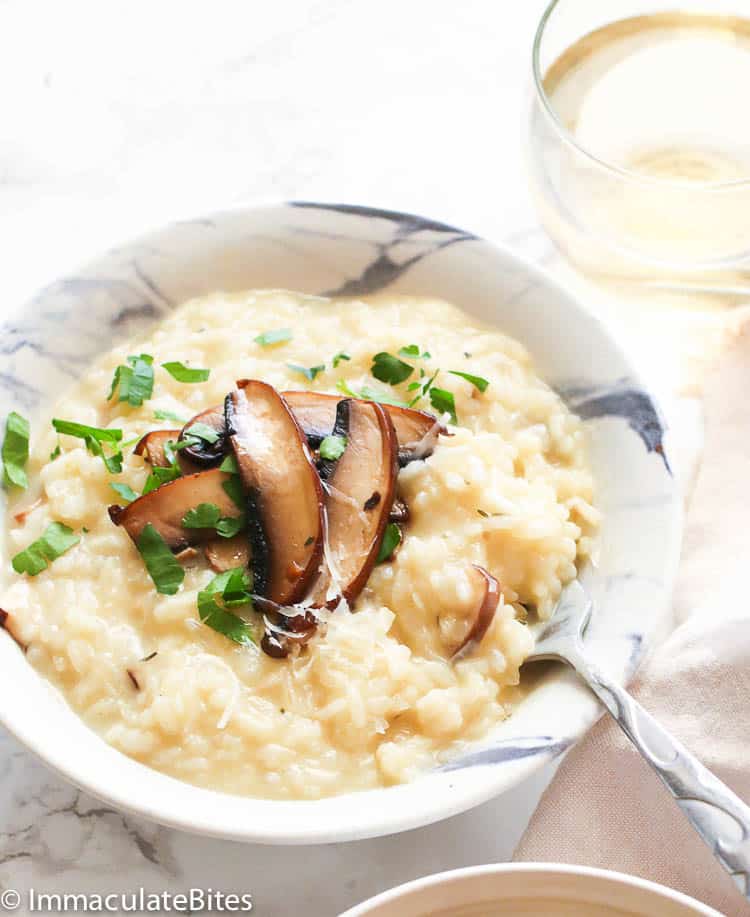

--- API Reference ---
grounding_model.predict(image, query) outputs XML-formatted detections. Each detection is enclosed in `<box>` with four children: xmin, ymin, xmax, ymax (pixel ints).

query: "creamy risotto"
<box><xmin>0</xmin><ymin>290</ymin><xmax>598</xmax><ymax>799</ymax></box>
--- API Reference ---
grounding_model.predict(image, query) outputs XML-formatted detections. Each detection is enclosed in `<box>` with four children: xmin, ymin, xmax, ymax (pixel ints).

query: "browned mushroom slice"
<box><xmin>226</xmin><ymin>380</ymin><xmax>325</xmax><ymax>605</ymax></box>
<box><xmin>389</xmin><ymin>497</ymin><xmax>409</xmax><ymax>524</ymax></box>
<box><xmin>311</xmin><ymin>399</ymin><xmax>398</xmax><ymax>606</ymax></box>
<box><xmin>450</xmin><ymin>565</ymin><xmax>501</xmax><ymax>661</ymax></box>
<box><xmin>252</xmin><ymin>595</ymin><xmax>320</xmax><ymax>659</ymax></box>
<box><xmin>108</xmin><ymin>468</ymin><xmax>242</xmax><ymax>551</ymax></box>
<box><xmin>134</xmin><ymin>430</ymin><xmax>180</xmax><ymax>467</ymax></box>
<box><xmin>178</xmin><ymin>406</ymin><xmax>227</xmax><ymax>471</ymax></box>
<box><xmin>0</xmin><ymin>608</ymin><xmax>28</xmax><ymax>652</ymax></box>
<box><xmin>282</xmin><ymin>391</ymin><xmax>445</xmax><ymax>465</ymax></box>
<box><xmin>205</xmin><ymin>533</ymin><xmax>251</xmax><ymax>572</ymax></box>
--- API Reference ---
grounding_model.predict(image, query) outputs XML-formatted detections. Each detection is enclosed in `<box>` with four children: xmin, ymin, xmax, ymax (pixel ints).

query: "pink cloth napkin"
<box><xmin>514</xmin><ymin>320</ymin><xmax>750</xmax><ymax>915</ymax></box>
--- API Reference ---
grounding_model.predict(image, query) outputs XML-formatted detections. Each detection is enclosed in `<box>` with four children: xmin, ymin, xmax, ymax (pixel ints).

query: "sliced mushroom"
<box><xmin>0</xmin><ymin>608</ymin><xmax>28</xmax><ymax>653</ymax></box>
<box><xmin>205</xmin><ymin>533</ymin><xmax>251</xmax><ymax>572</ymax></box>
<box><xmin>108</xmin><ymin>468</ymin><xmax>242</xmax><ymax>551</ymax></box>
<box><xmin>134</xmin><ymin>430</ymin><xmax>180</xmax><ymax>467</ymax></box>
<box><xmin>310</xmin><ymin>399</ymin><xmax>398</xmax><ymax>606</ymax></box>
<box><xmin>282</xmin><ymin>391</ymin><xmax>445</xmax><ymax>465</ymax></box>
<box><xmin>450</xmin><ymin>565</ymin><xmax>501</xmax><ymax>661</ymax></box>
<box><xmin>389</xmin><ymin>497</ymin><xmax>409</xmax><ymax>524</ymax></box>
<box><xmin>226</xmin><ymin>380</ymin><xmax>325</xmax><ymax>605</ymax></box>
<box><xmin>252</xmin><ymin>595</ymin><xmax>320</xmax><ymax>659</ymax></box>
<box><xmin>178</xmin><ymin>406</ymin><xmax>227</xmax><ymax>470</ymax></box>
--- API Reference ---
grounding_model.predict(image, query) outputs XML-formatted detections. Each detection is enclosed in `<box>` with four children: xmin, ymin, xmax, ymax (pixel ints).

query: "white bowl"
<box><xmin>0</xmin><ymin>203</ymin><xmax>681</xmax><ymax>843</ymax></box>
<box><xmin>339</xmin><ymin>863</ymin><xmax>723</xmax><ymax>916</ymax></box>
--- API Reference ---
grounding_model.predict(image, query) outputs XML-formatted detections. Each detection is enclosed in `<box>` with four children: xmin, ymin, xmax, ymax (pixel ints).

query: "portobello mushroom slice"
<box><xmin>178</xmin><ymin>406</ymin><xmax>227</xmax><ymax>470</ymax></box>
<box><xmin>205</xmin><ymin>533</ymin><xmax>251</xmax><ymax>572</ymax></box>
<box><xmin>134</xmin><ymin>430</ymin><xmax>180</xmax><ymax>467</ymax></box>
<box><xmin>108</xmin><ymin>468</ymin><xmax>242</xmax><ymax>551</ymax></box>
<box><xmin>226</xmin><ymin>380</ymin><xmax>325</xmax><ymax>605</ymax></box>
<box><xmin>252</xmin><ymin>595</ymin><xmax>320</xmax><ymax>659</ymax></box>
<box><xmin>450</xmin><ymin>565</ymin><xmax>501</xmax><ymax>661</ymax></box>
<box><xmin>310</xmin><ymin>399</ymin><xmax>398</xmax><ymax>606</ymax></box>
<box><xmin>282</xmin><ymin>391</ymin><xmax>446</xmax><ymax>465</ymax></box>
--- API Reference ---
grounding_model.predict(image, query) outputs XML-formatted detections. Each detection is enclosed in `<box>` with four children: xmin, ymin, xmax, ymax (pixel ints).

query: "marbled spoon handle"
<box><xmin>567</xmin><ymin>647</ymin><xmax>750</xmax><ymax>900</ymax></box>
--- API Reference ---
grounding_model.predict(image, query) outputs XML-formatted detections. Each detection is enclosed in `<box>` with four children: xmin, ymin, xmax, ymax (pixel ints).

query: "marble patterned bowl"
<box><xmin>0</xmin><ymin>203</ymin><xmax>681</xmax><ymax>844</ymax></box>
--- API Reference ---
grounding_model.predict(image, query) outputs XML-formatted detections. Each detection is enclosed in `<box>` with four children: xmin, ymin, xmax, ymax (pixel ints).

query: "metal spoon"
<box><xmin>529</xmin><ymin>580</ymin><xmax>750</xmax><ymax>900</ymax></box>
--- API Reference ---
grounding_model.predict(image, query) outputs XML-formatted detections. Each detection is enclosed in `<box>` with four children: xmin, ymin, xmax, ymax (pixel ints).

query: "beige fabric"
<box><xmin>514</xmin><ymin>321</ymin><xmax>750</xmax><ymax>916</ymax></box>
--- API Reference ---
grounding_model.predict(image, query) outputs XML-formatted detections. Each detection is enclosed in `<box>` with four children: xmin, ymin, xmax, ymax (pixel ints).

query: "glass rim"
<box><xmin>531</xmin><ymin>0</ymin><xmax>750</xmax><ymax>191</ymax></box>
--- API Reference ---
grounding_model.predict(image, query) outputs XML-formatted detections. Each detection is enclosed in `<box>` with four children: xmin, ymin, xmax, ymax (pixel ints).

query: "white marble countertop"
<box><xmin>0</xmin><ymin>2</ymin><xmax>712</xmax><ymax>914</ymax></box>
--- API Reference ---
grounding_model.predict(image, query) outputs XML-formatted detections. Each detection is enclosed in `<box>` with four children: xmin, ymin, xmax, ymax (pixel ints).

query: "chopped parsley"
<box><xmin>336</xmin><ymin>379</ymin><xmax>408</xmax><ymax>408</ymax></box>
<box><xmin>153</xmin><ymin>408</ymin><xmax>188</xmax><ymax>424</ymax></box>
<box><xmin>448</xmin><ymin>370</ymin><xmax>489</xmax><ymax>393</ymax></box>
<box><xmin>399</xmin><ymin>344</ymin><xmax>431</xmax><ymax>360</ymax></box>
<box><xmin>332</xmin><ymin>351</ymin><xmax>351</xmax><ymax>368</ymax></box>
<box><xmin>216</xmin><ymin>516</ymin><xmax>245</xmax><ymax>538</ymax></box>
<box><xmin>429</xmin><ymin>388</ymin><xmax>457</xmax><ymax>425</ymax></box>
<box><xmin>287</xmin><ymin>363</ymin><xmax>325</xmax><ymax>381</ymax></box>
<box><xmin>2</xmin><ymin>412</ymin><xmax>30</xmax><ymax>490</ymax></box>
<box><xmin>371</xmin><ymin>352</ymin><xmax>414</xmax><ymax>385</ymax></box>
<box><xmin>222</xmin><ymin>475</ymin><xmax>244</xmax><ymax>509</ymax></box>
<box><xmin>110</xmin><ymin>482</ymin><xmax>138</xmax><ymax>503</ymax></box>
<box><xmin>254</xmin><ymin>328</ymin><xmax>292</xmax><ymax>347</ymax></box>
<box><xmin>197</xmin><ymin>568</ymin><xmax>255</xmax><ymax>645</ymax></box>
<box><xmin>161</xmin><ymin>362</ymin><xmax>210</xmax><ymax>383</ymax></box>
<box><xmin>12</xmin><ymin>522</ymin><xmax>80</xmax><ymax>576</ymax></box>
<box><xmin>136</xmin><ymin>523</ymin><xmax>184</xmax><ymax>595</ymax></box>
<box><xmin>182</xmin><ymin>502</ymin><xmax>245</xmax><ymax>538</ymax></box>
<box><xmin>376</xmin><ymin>523</ymin><xmax>402</xmax><ymax>564</ymax></box>
<box><xmin>183</xmin><ymin>503</ymin><xmax>223</xmax><ymax>528</ymax></box>
<box><xmin>142</xmin><ymin>449</ymin><xmax>181</xmax><ymax>495</ymax></box>
<box><xmin>52</xmin><ymin>419</ymin><xmax>124</xmax><ymax>474</ymax></box>
<box><xmin>108</xmin><ymin>354</ymin><xmax>154</xmax><ymax>407</ymax></box>
<box><xmin>183</xmin><ymin>422</ymin><xmax>220</xmax><ymax>445</ymax></box>
<box><xmin>219</xmin><ymin>453</ymin><xmax>239</xmax><ymax>474</ymax></box>
<box><xmin>319</xmin><ymin>434</ymin><xmax>347</xmax><ymax>461</ymax></box>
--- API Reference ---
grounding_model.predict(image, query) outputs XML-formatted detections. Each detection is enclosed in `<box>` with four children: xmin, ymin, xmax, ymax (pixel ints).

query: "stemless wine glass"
<box><xmin>526</xmin><ymin>0</ymin><xmax>750</xmax><ymax>299</ymax></box>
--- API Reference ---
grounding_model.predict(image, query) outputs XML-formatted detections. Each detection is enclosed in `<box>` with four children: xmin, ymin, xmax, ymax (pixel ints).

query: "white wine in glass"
<box><xmin>527</xmin><ymin>1</ymin><xmax>750</xmax><ymax>299</ymax></box>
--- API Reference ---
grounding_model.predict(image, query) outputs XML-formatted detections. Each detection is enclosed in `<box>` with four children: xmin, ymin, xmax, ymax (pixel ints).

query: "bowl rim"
<box><xmin>339</xmin><ymin>862</ymin><xmax>725</xmax><ymax>916</ymax></box>
<box><xmin>0</xmin><ymin>200</ymin><xmax>684</xmax><ymax>844</ymax></box>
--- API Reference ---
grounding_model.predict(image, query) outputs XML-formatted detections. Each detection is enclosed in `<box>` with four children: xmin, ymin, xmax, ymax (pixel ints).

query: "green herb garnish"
<box><xmin>182</xmin><ymin>502</ymin><xmax>244</xmax><ymax>538</ymax></box>
<box><xmin>398</xmin><ymin>344</ymin><xmax>431</xmax><ymax>360</ymax></box>
<box><xmin>110</xmin><ymin>482</ymin><xmax>139</xmax><ymax>503</ymax></box>
<box><xmin>335</xmin><ymin>379</ymin><xmax>408</xmax><ymax>408</ymax></box>
<box><xmin>52</xmin><ymin>419</ymin><xmax>124</xmax><ymax>474</ymax></box>
<box><xmin>332</xmin><ymin>351</ymin><xmax>351</xmax><ymax>368</ymax></box>
<box><xmin>254</xmin><ymin>328</ymin><xmax>292</xmax><ymax>347</ymax></box>
<box><xmin>376</xmin><ymin>523</ymin><xmax>402</xmax><ymax>564</ymax></box>
<box><xmin>219</xmin><ymin>453</ymin><xmax>239</xmax><ymax>474</ymax></box>
<box><xmin>216</xmin><ymin>516</ymin><xmax>245</xmax><ymax>538</ymax></box>
<box><xmin>183</xmin><ymin>422</ymin><xmax>220</xmax><ymax>444</ymax></box>
<box><xmin>2</xmin><ymin>412</ymin><xmax>30</xmax><ymax>490</ymax></box>
<box><xmin>161</xmin><ymin>362</ymin><xmax>210</xmax><ymax>383</ymax></box>
<box><xmin>371</xmin><ymin>352</ymin><xmax>414</xmax><ymax>385</ymax></box>
<box><xmin>319</xmin><ymin>434</ymin><xmax>347</xmax><ymax>461</ymax></box>
<box><xmin>142</xmin><ymin>448</ymin><xmax>181</xmax><ymax>495</ymax></box>
<box><xmin>448</xmin><ymin>371</ymin><xmax>489</xmax><ymax>393</ymax></box>
<box><xmin>197</xmin><ymin>568</ymin><xmax>254</xmax><ymax>645</ymax></box>
<box><xmin>154</xmin><ymin>408</ymin><xmax>188</xmax><ymax>424</ymax></box>
<box><xmin>287</xmin><ymin>363</ymin><xmax>325</xmax><ymax>381</ymax></box>
<box><xmin>183</xmin><ymin>502</ymin><xmax>222</xmax><ymax>528</ymax></box>
<box><xmin>222</xmin><ymin>476</ymin><xmax>244</xmax><ymax>509</ymax></box>
<box><xmin>108</xmin><ymin>354</ymin><xmax>154</xmax><ymax>407</ymax></box>
<box><xmin>136</xmin><ymin>523</ymin><xmax>184</xmax><ymax>595</ymax></box>
<box><xmin>12</xmin><ymin>522</ymin><xmax>80</xmax><ymax>576</ymax></box>
<box><xmin>429</xmin><ymin>388</ymin><xmax>457</xmax><ymax>425</ymax></box>
<box><xmin>49</xmin><ymin>443</ymin><xmax>61</xmax><ymax>461</ymax></box>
